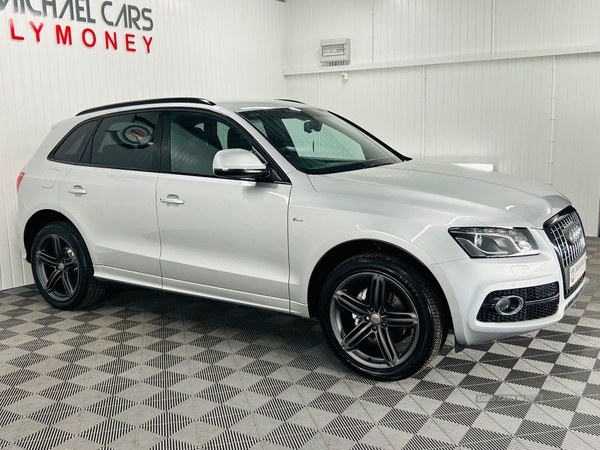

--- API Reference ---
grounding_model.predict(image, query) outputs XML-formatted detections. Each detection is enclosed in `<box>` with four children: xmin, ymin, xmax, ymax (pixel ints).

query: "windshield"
<box><xmin>238</xmin><ymin>107</ymin><xmax>406</xmax><ymax>174</ymax></box>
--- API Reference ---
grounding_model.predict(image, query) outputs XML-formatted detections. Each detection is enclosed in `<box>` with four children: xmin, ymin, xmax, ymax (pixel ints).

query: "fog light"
<box><xmin>494</xmin><ymin>295</ymin><xmax>524</xmax><ymax>316</ymax></box>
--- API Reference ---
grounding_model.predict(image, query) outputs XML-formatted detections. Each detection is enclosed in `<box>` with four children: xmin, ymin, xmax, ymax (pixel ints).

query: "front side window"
<box><xmin>169</xmin><ymin>111</ymin><xmax>254</xmax><ymax>177</ymax></box>
<box><xmin>239</xmin><ymin>108</ymin><xmax>403</xmax><ymax>174</ymax></box>
<box><xmin>89</xmin><ymin>111</ymin><xmax>160</xmax><ymax>171</ymax></box>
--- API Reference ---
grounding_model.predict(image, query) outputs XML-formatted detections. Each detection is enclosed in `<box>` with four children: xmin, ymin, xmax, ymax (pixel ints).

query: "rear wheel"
<box><xmin>31</xmin><ymin>222</ymin><xmax>105</xmax><ymax>309</ymax></box>
<box><xmin>319</xmin><ymin>253</ymin><xmax>444</xmax><ymax>380</ymax></box>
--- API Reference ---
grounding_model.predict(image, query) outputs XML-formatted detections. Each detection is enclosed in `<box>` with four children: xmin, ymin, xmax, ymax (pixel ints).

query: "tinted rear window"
<box><xmin>51</xmin><ymin>120</ymin><xmax>97</xmax><ymax>163</ymax></box>
<box><xmin>90</xmin><ymin>111</ymin><xmax>161</xmax><ymax>171</ymax></box>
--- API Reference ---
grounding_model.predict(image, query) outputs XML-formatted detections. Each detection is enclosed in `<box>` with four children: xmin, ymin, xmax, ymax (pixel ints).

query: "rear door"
<box><xmin>59</xmin><ymin>110</ymin><xmax>164</xmax><ymax>286</ymax></box>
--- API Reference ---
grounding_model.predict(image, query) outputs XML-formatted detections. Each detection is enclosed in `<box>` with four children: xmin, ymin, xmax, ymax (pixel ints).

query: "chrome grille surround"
<box><xmin>543</xmin><ymin>206</ymin><xmax>587</xmax><ymax>298</ymax></box>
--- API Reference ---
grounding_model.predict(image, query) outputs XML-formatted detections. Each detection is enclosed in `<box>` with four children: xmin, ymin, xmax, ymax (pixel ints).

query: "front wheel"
<box><xmin>319</xmin><ymin>253</ymin><xmax>444</xmax><ymax>381</ymax></box>
<box><xmin>31</xmin><ymin>222</ymin><xmax>105</xmax><ymax>309</ymax></box>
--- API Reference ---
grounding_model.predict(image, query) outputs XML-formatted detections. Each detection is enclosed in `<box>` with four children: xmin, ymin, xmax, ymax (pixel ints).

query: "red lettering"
<box><xmin>82</xmin><ymin>28</ymin><xmax>96</xmax><ymax>48</ymax></box>
<box><xmin>29</xmin><ymin>21</ymin><xmax>44</xmax><ymax>43</ymax></box>
<box><xmin>10</xmin><ymin>20</ymin><xmax>152</xmax><ymax>55</ymax></box>
<box><xmin>105</xmin><ymin>31</ymin><xmax>117</xmax><ymax>50</ymax></box>
<box><xmin>9</xmin><ymin>19</ymin><xmax>24</xmax><ymax>41</ymax></box>
<box><xmin>142</xmin><ymin>36</ymin><xmax>152</xmax><ymax>54</ymax></box>
<box><xmin>55</xmin><ymin>25</ymin><xmax>72</xmax><ymax>46</ymax></box>
<box><xmin>125</xmin><ymin>33</ymin><xmax>136</xmax><ymax>52</ymax></box>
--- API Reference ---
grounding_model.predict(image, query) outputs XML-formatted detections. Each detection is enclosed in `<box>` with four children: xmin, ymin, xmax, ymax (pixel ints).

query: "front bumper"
<box><xmin>432</xmin><ymin>228</ymin><xmax>587</xmax><ymax>347</ymax></box>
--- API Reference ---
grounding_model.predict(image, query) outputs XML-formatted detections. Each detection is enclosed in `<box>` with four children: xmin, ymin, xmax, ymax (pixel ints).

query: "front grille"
<box><xmin>477</xmin><ymin>282</ymin><xmax>559</xmax><ymax>323</ymax></box>
<box><xmin>544</xmin><ymin>207</ymin><xmax>586</xmax><ymax>298</ymax></box>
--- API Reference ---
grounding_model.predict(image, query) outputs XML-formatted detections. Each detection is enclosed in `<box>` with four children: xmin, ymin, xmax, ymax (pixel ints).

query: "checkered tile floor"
<box><xmin>0</xmin><ymin>238</ymin><xmax>599</xmax><ymax>449</ymax></box>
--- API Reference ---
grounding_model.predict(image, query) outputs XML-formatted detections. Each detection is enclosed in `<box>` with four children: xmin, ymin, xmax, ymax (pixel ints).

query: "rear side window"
<box><xmin>51</xmin><ymin>120</ymin><xmax>97</xmax><ymax>163</ymax></box>
<box><xmin>89</xmin><ymin>111</ymin><xmax>161</xmax><ymax>171</ymax></box>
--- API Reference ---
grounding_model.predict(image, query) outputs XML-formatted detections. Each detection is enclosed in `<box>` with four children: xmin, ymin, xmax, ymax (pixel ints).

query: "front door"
<box><xmin>157</xmin><ymin>110</ymin><xmax>291</xmax><ymax>311</ymax></box>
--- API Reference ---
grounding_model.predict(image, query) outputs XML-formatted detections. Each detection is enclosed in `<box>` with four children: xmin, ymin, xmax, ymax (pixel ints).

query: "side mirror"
<box><xmin>213</xmin><ymin>149</ymin><xmax>270</xmax><ymax>180</ymax></box>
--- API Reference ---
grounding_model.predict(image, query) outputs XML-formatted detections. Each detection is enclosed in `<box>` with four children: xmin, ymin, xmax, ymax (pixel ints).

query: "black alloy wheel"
<box><xmin>34</xmin><ymin>233</ymin><xmax>79</xmax><ymax>302</ymax></box>
<box><xmin>31</xmin><ymin>222</ymin><xmax>105</xmax><ymax>309</ymax></box>
<box><xmin>320</xmin><ymin>253</ymin><xmax>445</xmax><ymax>380</ymax></box>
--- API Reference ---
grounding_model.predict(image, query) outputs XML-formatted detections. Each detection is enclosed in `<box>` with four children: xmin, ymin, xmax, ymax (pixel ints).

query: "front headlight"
<box><xmin>449</xmin><ymin>227</ymin><xmax>540</xmax><ymax>258</ymax></box>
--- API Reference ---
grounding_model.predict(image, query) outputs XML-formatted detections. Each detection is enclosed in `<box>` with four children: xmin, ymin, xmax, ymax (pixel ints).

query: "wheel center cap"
<box><xmin>369</xmin><ymin>313</ymin><xmax>382</xmax><ymax>325</ymax></box>
<box><xmin>58</xmin><ymin>262</ymin><xmax>65</xmax><ymax>271</ymax></box>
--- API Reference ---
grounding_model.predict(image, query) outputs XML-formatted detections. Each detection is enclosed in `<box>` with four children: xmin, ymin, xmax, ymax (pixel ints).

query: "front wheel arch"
<box><xmin>307</xmin><ymin>239</ymin><xmax>453</xmax><ymax>333</ymax></box>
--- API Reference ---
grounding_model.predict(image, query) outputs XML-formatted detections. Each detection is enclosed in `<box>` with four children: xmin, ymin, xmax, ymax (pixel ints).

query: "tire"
<box><xmin>31</xmin><ymin>222</ymin><xmax>105</xmax><ymax>309</ymax></box>
<box><xmin>319</xmin><ymin>253</ymin><xmax>444</xmax><ymax>381</ymax></box>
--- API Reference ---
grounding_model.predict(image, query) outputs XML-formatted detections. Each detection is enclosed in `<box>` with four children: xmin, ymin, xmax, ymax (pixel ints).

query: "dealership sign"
<box><xmin>2</xmin><ymin>0</ymin><xmax>154</xmax><ymax>53</ymax></box>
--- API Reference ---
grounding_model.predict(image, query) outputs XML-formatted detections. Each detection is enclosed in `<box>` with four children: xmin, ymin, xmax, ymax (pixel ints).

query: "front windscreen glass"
<box><xmin>238</xmin><ymin>107</ymin><xmax>404</xmax><ymax>174</ymax></box>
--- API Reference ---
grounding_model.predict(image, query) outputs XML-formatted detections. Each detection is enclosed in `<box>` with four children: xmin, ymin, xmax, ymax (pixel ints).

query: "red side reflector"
<box><xmin>16</xmin><ymin>172</ymin><xmax>25</xmax><ymax>192</ymax></box>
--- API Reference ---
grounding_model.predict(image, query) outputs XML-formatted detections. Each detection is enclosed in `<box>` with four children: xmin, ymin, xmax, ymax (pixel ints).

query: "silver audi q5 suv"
<box><xmin>17</xmin><ymin>98</ymin><xmax>587</xmax><ymax>380</ymax></box>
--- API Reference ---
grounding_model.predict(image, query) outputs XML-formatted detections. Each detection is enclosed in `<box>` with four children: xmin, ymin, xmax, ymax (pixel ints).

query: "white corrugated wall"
<box><xmin>0</xmin><ymin>0</ymin><xmax>287</xmax><ymax>290</ymax></box>
<box><xmin>284</xmin><ymin>0</ymin><xmax>600</xmax><ymax>237</ymax></box>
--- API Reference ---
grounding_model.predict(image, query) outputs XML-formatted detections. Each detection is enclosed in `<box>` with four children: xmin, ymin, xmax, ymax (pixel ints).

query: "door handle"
<box><xmin>160</xmin><ymin>194</ymin><xmax>185</xmax><ymax>206</ymax></box>
<box><xmin>67</xmin><ymin>185</ymin><xmax>87</xmax><ymax>195</ymax></box>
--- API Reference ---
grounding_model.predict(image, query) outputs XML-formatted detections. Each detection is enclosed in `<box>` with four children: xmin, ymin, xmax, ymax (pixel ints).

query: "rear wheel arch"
<box><xmin>24</xmin><ymin>210</ymin><xmax>77</xmax><ymax>262</ymax></box>
<box><xmin>31</xmin><ymin>221</ymin><xmax>105</xmax><ymax>309</ymax></box>
<box><xmin>307</xmin><ymin>239</ymin><xmax>453</xmax><ymax>332</ymax></box>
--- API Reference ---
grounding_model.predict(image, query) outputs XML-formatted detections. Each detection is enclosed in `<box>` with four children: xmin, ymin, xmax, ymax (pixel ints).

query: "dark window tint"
<box><xmin>90</xmin><ymin>111</ymin><xmax>160</xmax><ymax>171</ymax></box>
<box><xmin>169</xmin><ymin>111</ymin><xmax>254</xmax><ymax>176</ymax></box>
<box><xmin>52</xmin><ymin>120</ymin><xmax>97</xmax><ymax>163</ymax></box>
